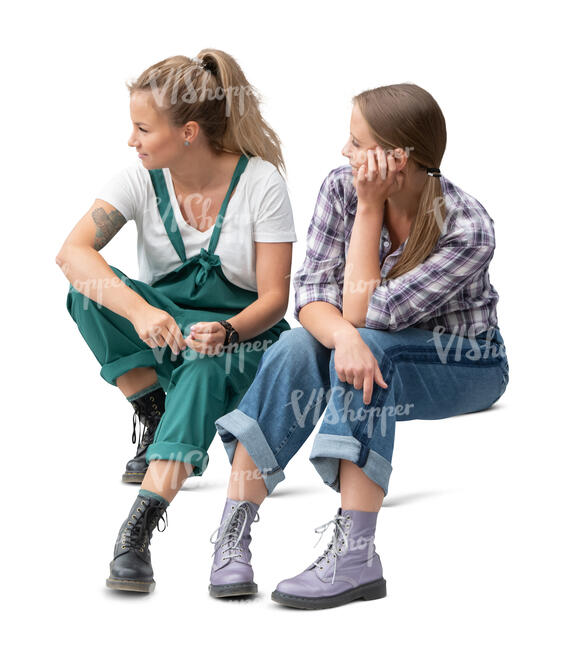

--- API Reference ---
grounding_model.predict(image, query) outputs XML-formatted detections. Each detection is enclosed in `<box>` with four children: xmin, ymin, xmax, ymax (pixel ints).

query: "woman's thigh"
<box><xmin>321</xmin><ymin>325</ymin><xmax>508</xmax><ymax>462</ymax></box>
<box><xmin>363</xmin><ymin>326</ymin><xmax>508</xmax><ymax>419</ymax></box>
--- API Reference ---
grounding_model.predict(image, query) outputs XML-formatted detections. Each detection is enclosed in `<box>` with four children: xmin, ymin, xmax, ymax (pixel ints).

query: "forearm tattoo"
<box><xmin>91</xmin><ymin>207</ymin><xmax>127</xmax><ymax>251</ymax></box>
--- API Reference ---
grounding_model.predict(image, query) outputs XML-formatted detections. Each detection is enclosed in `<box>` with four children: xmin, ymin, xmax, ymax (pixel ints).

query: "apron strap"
<box><xmin>207</xmin><ymin>154</ymin><xmax>249</xmax><ymax>255</ymax></box>
<box><xmin>148</xmin><ymin>168</ymin><xmax>187</xmax><ymax>263</ymax></box>
<box><xmin>148</xmin><ymin>153</ymin><xmax>249</xmax><ymax>263</ymax></box>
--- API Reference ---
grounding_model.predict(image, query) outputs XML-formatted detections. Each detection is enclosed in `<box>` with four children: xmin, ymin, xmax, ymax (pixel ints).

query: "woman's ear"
<box><xmin>393</xmin><ymin>148</ymin><xmax>409</xmax><ymax>173</ymax></box>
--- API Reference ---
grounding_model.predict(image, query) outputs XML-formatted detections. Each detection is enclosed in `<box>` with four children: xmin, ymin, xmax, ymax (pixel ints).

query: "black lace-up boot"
<box><xmin>122</xmin><ymin>386</ymin><xmax>166</xmax><ymax>483</ymax></box>
<box><xmin>106</xmin><ymin>492</ymin><xmax>169</xmax><ymax>593</ymax></box>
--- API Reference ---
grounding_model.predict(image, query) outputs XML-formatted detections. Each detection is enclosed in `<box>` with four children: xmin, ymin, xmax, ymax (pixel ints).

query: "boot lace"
<box><xmin>311</xmin><ymin>512</ymin><xmax>351</xmax><ymax>584</ymax></box>
<box><xmin>209</xmin><ymin>503</ymin><xmax>259</xmax><ymax>561</ymax></box>
<box><xmin>131</xmin><ymin>403</ymin><xmax>162</xmax><ymax>448</ymax></box>
<box><xmin>121</xmin><ymin>499</ymin><xmax>168</xmax><ymax>553</ymax></box>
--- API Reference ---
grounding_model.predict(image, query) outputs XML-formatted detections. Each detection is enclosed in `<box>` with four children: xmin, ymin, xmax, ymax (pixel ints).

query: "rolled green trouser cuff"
<box><xmin>146</xmin><ymin>442</ymin><xmax>210</xmax><ymax>476</ymax></box>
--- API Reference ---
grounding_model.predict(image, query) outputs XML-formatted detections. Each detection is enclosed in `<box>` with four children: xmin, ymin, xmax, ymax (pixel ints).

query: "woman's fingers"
<box><xmin>377</xmin><ymin>146</ymin><xmax>388</xmax><ymax>180</ymax></box>
<box><xmin>160</xmin><ymin>327</ymin><xmax>179</xmax><ymax>354</ymax></box>
<box><xmin>363</xmin><ymin>373</ymin><xmax>374</xmax><ymax>405</ymax></box>
<box><xmin>170</xmin><ymin>324</ymin><xmax>187</xmax><ymax>352</ymax></box>
<box><xmin>367</xmin><ymin>148</ymin><xmax>378</xmax><ymax>181</ymax></box>
<box><xmin>375</xmin><ymin>364</ymin><xmax>388</xmax><ymax>389</ymax></box>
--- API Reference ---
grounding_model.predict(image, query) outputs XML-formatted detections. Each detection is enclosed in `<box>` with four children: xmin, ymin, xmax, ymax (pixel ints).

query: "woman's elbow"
<box><xmin>342</xmin><ymin>305</ymin><xmax>367</xmax><ymax>328</ymax></box>
<box><xmin>55</xmin><ymin>247</ymin><xmax>68</xmax><ymax>269</ymax></box>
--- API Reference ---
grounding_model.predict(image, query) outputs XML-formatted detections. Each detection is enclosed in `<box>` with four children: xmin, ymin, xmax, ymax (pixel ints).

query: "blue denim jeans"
<box><xmin>214</xmin><ymin>325</ymin><xmax>509</xmax><ymax>497</ymax></box>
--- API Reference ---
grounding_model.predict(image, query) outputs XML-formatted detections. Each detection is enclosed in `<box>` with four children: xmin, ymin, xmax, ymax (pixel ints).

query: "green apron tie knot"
<box><xmin>195</xmin><ymin>248</ymin><xmax>221</xmax><ymax>287</ymax></box>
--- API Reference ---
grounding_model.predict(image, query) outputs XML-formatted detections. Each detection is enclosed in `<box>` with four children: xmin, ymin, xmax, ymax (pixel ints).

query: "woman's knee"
<box><xmin>274</xmin><ymin>327</ymin><xmax>324</xmax><ymax>360</ymax></box>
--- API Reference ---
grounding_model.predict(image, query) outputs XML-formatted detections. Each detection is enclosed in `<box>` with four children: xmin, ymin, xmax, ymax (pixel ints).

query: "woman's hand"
<box><xmin>130</xmin><ymin>303</ymin><xmax>187</xmax><ymax>355</ymax></box>
<box><xmin>186</xmin><ymin>321</ymin><xmax>227</xmax><ymax>356</ymax></box>
<box><xmin>333</xmin><ymin>329</ymin><xmax>388</xmax><ymax>405</ymax></box>
<box><xmin>354</xmin><ymin>146</ymin><xmax>404</xmax><ymax>208</ymax></box>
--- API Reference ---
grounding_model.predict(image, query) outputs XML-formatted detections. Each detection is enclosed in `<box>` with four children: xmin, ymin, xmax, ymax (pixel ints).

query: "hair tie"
<box><xmin>426</xmin><ymin>167</ymin><xmax>441</xmax><ymax>177</ymax></box>
<box><xmin>201</xmin><ymin>59</ymin><xmax>217</xmax><ymax>75</ymax></box>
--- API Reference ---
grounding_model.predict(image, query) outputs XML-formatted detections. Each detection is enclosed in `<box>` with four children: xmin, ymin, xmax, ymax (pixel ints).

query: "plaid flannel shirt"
<box><xmin>293</xmin><ymin>165</ymin><xmax>500</xmax><ymax>337</ymax></box>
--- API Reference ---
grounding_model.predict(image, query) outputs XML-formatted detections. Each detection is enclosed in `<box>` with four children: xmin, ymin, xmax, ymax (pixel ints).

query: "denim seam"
<box><xmin>386</xmin><ymin>344</ymin><xmax>505</xmax><ymax>368</ymax></box>
<box><xmin>274</xmin><ymin>394</ymin><xmax>328</xmax><ymax>455</ymax></box>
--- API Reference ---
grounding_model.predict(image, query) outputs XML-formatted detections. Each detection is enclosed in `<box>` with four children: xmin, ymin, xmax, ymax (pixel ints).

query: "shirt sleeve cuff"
<box><xmin>365</xmin><ymin>285</ymin><xmax>392</xmax><ymax>330</ymax></box>
<box><xmin>294</xmin><ymin>293</ymin><xmax>343</xmax><ymax>322</ymax></box>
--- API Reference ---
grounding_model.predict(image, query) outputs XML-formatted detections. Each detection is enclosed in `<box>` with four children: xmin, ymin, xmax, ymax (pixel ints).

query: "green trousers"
<box><xmin>66</xmin><ymin>265</ymin><xmax>286</xmax><ymax>475</ymax></box>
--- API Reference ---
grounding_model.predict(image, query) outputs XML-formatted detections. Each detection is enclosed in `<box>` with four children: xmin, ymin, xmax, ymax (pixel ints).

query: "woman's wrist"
<box><xmin>332</xmin><ymin>321</ymin><xmax>360</xmax><ymax>348</ymax></box>
<box><xmin>355</xmin><ymin>200</ymin><xmax>385</xmax><ymax>220</ymax></box>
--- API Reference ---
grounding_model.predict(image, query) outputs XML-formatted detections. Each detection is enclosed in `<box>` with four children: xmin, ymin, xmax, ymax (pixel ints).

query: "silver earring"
<box><xmin>184</xmin><ymin>141</ymin><xmax>190</xmax><ymax>147</ymax></box>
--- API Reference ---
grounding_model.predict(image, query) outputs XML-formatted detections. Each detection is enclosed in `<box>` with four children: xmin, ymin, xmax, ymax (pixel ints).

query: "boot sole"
<box><xmin>271</xmin><ymin>577</ymin><xmax>386</xmax><ymax>610</ymax></box>
<box><xmin>106</xmin><ymin>577</ymin><xmax>155</xmax><ymax>593</ymax></box>
<box><xmin>121</xmin><ymin>471</ymin><xmax>147</xmax><ymax>484</ymax></box>
<box><xmin>209</xmin><ymin>582</ymin><xmax>258</xmax><ymax>598</ymax></box>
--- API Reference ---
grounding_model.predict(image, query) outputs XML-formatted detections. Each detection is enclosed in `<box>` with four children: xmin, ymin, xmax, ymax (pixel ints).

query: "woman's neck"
<box><xmin>169</xmin><ymin>148</ymin><xmax>240</xmax><ymax>194</ymax></box>
<box><xmin>384</xmin><ymin>172</ymin><xmax>427</xmax><ymax>227</ymax></box>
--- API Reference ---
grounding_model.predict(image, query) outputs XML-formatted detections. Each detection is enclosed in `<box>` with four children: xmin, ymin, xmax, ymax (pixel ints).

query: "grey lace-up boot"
<box><xmin>271</xmin><ymin>507</ymin><xmax>386</xmax><ymax>609</ymax></box>
<box><xmin>209</xmin><ymin>498</ymin><xmax>260</xmax><ymax>597</ymax></box>
<box><xmin>106</xmin><ymin>493</ymin><xmax>168</xmax><ymax>593</ymax></box>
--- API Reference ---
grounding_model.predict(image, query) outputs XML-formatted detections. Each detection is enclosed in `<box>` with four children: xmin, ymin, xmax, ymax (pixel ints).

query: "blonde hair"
<box><xmin>354</xmin><ymin>83</ymin><xmax>447</xmax><ymax>283</ymax></box>
<box><xmin>126</xmin><ymin>50</ymin><xmax>285</xmax><ymax>174</ymax></box>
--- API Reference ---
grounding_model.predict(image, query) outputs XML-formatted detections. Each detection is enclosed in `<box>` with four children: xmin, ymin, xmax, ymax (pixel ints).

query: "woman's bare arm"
<box><xmin>298</xmin><ymin>301</ymin><xmax>359</xmax><ymax>349</ymax></box>
<box><xmin>226</xmin><ymin>241</ymin><xmax>293</xmax><ymax>342</ymax></box>
<box><xmin>55</xmin><ymin>198</ymin><xmax>148</xmax><ymax>320</ymax></box>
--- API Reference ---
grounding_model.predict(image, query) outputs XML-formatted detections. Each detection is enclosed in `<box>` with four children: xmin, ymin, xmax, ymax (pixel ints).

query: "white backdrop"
<box><xmin>2</xmin><ymin>1</ymin><xmax>567</xmax><ymax>648</ymax></box>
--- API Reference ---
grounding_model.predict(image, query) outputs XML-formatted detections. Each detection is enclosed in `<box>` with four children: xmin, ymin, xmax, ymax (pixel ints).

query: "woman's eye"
<box><xmin>352</xmin><ymin>139</ymin><xmax>359</xmax><ymax>147</ymax></box>
<box><xmin>139</xmin><ymin>127</ymin><xmax>148</xmax><ymax>133</ymax></box>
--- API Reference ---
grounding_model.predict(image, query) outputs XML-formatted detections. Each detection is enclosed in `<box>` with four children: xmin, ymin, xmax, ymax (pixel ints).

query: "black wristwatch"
<box><xmin>218</xmin><ymin>320</ymin><xmax>240</xmax><ymax>346</ymax></box>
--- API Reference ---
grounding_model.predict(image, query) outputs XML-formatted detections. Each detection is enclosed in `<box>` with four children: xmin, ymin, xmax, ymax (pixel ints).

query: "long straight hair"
<box><xmin>126</xmin><ymin>50</ymin><xmax>285</xmax><ymax>174</ymax></box>
<box><xmin>354</xmin><ymin>83</ymin><xmax>447</xmax><ymax>282</ymax></box>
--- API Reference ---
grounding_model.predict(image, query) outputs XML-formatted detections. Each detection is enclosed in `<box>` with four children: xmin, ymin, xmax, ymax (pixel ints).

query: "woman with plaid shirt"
<box><xmin>209</xmin><ymin>83</ymin><xmax>509</xmax><ymax>609</ymax></box>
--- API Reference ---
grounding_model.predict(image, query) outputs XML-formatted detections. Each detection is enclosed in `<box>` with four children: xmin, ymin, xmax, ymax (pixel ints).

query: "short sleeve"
<box><xmin>253</xmin><ymin>169</ymin><xmax>297</xmax><ymax>242</ymax></box>
<box><xmin>95</xmin><ymin>164</ymin><xmax>143</xmax><ymax>222</ymax></box>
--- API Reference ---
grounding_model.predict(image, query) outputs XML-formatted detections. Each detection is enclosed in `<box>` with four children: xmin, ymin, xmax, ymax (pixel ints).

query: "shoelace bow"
<box><xmin>209</xmin><ymin>504</ymin><xmax>259</xmax><ymax>561</ymax></box>
<box><xmin>311</xmin><ymin>512</ymin><xmax>351</xmax><ymax>584</ymax></box>
<box><xmin>122</xmin><ymin>500</ymin><xmax>168</xmax><ymax>551</ymax></box>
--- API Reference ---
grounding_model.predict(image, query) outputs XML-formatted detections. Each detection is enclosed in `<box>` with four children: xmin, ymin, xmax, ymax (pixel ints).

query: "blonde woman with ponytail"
<box><xmin>212</xmin><ymin>83</ymin><xmax>510</xmax><ymax>608</ymax></box>
<box><xmin>56</xmin><ymin>50</ymin><xmax>297</xmax><ymax>593</ymax></box>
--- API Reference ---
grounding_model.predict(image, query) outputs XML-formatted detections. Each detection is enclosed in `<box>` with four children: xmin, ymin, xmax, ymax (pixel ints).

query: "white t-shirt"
<box><xmin>95</xmin><ymin>156</ymin><xmax>297</xmax><ymax>291</ymax></box>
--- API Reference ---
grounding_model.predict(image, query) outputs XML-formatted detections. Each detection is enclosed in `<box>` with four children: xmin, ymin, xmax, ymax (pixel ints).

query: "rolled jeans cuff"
<box><xmin>309</xmin><ymin>434</ymin><xmax>393</xmax><ymax>498</ymax></box>
<box><xmin>215</xmin><ymin>409</ymin><xmax>285</xmax><ymax>496</ymax></box>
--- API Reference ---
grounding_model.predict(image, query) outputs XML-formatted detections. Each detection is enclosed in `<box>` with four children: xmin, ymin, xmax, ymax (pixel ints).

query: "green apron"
<box><xmin>66</xmin><ymin>154</ymin><xmax>290</xmax><ymax>475</ymax></box>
